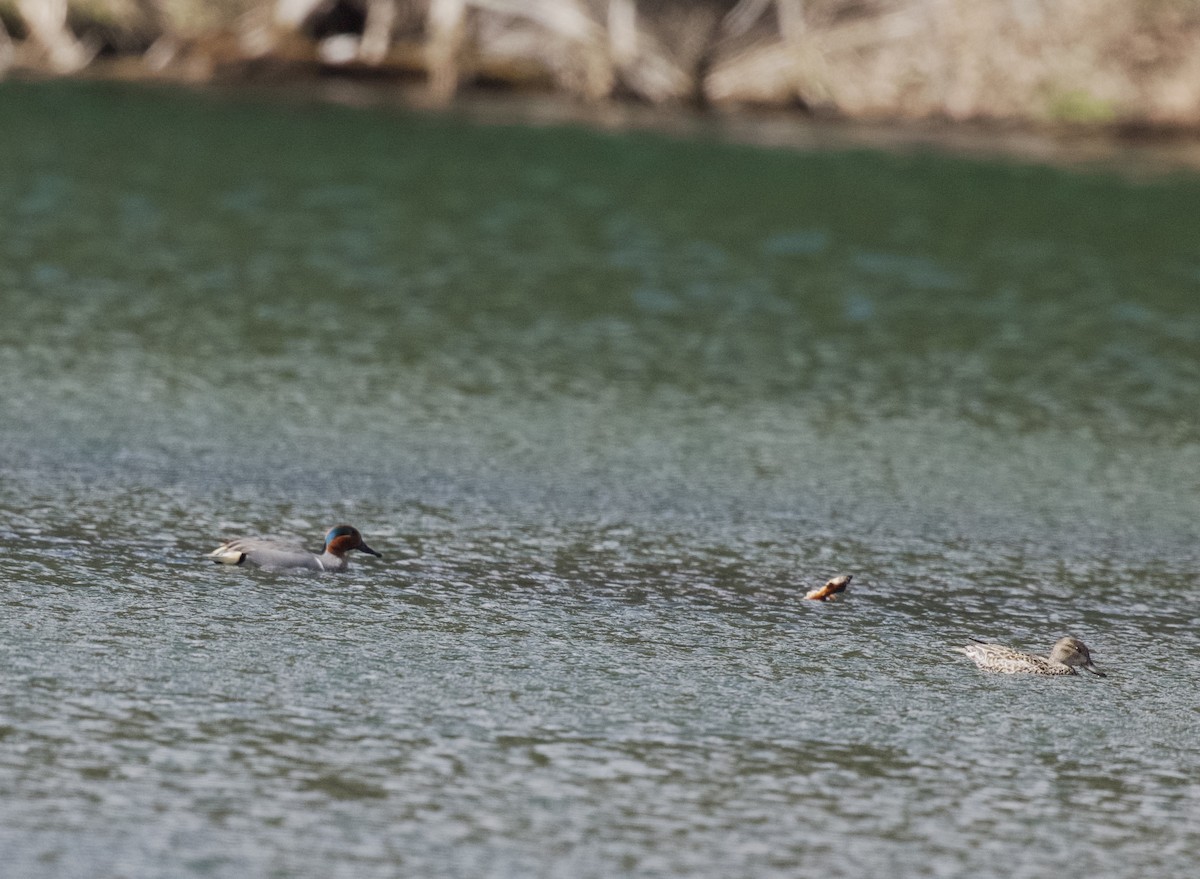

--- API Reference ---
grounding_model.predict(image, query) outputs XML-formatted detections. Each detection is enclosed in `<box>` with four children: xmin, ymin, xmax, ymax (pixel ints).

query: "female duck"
<box><xmin>208</xmin><ymin>524</ymin><xmax>382</xmax><ymax>572</ymax></box>
<box><xmin>954</xmin><ymin>636</ymin><xmax>1105</xmax><ymax>677</ymax></box>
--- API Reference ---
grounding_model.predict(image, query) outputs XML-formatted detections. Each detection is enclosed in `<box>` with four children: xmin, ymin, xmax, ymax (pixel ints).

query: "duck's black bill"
<box><xmin>1086</xmin><ymin>665</ymin><xmax>1106</xmax><ymax>677</ymax></box>
<box><xmin>358</xmin><ymin>543</ymin><xmax>382</xmax><ymax>558</ymax></box>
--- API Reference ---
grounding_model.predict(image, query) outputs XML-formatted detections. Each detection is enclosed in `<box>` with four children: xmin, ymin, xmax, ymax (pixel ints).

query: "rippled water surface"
<box><xmin>2</xmin><ymin>82</ymin><xmax>1199</xmax><ymax>878</ymax></box>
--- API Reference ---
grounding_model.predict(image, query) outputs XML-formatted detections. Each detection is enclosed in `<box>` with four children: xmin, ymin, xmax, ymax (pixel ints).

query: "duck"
<box><xmin>208</xmin><ymin>524</ymin><xmax>382</xmax><ymax>572</ymax></box>
<box><xmin>804</xmin><ymin>574</ymin><xmax>852</xmax><ymax>601</ymax></box>
<box><xmin>953</xmin><ymin>636</ymin><xmax>1106</xmax><ymax>677</ymax></box>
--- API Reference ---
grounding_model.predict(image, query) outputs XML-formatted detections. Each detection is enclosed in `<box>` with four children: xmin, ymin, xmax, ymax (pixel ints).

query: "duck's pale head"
<box><xmin>324</xmin><ymin>525</ymin><xmax>382</xmax><ymax>559</ymax></box>
<box><xmin>1049</xmin><ymin>636</ymin><xmax>1105</xmax><ymax>676</ymax></box>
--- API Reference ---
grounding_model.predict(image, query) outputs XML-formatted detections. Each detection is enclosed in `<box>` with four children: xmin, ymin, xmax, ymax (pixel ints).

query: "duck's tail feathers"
<box><xmin>208</xmin><ymin>546</ymin><xmax>247</xmax><ymax>565</ymax></box>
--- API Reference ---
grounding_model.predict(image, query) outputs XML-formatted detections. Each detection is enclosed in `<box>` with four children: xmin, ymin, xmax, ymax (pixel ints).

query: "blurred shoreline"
<box><xmin>5</xmin><ymin>1</ymin><xmax>1200</xmax><ymax>170</ymax></box>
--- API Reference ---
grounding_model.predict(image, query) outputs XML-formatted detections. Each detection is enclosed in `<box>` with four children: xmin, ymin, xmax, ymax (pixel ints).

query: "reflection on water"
<box><xmin>1</xmin><ymin>81</ymin><xmax>1199</xmax><ymax>878</ymax></box>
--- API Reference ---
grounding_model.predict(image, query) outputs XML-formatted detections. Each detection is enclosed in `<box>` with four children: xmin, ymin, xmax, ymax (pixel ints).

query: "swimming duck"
<box><xmin>804</xmin><ymin>574</ymin><xmax>852</xmax><ymax>601</ymax></box>
<box><xmin>954</xmin><ymin>636</ymin><xmax>1106</xmax><ymax>677</ymax></box>
<box><xmin>208</xmin><ymin>524</ymin><xmax>382</xmax><ymax>572</ymax></box>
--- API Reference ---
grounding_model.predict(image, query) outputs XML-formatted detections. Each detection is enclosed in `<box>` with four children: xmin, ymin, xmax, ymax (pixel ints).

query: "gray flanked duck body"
<box><xmin>954</xmin><ymin>636</ymin><xmax>1105</xmax><ymax>677</ymax></box>
<box><xmin>208</xmin><ymin>524</ymin><xmax>382</xmax><ymax>572</ymax></box>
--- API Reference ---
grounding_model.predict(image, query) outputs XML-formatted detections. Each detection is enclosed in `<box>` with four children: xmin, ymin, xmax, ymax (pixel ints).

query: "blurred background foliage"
<box><xmin>3</xmin><ymin>0</ymin><xmax>1200</xmax><ymax>125</ymax></box>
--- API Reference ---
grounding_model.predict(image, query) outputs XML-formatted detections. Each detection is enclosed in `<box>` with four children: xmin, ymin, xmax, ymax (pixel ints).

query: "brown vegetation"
<box><xmin>3</xmin><ymin>0</ymin><xmax>1200</xmax><ymax>127</ymax></box>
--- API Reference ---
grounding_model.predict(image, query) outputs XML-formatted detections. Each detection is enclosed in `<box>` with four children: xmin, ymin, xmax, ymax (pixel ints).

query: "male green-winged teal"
<box><xmin>208</xmin><ymin>524</ymin><xmax>382</xmax><ymax>572</ymax></box>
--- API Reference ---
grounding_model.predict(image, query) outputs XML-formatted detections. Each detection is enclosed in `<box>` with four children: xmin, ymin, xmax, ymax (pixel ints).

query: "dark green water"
<box><xmin>1</xmin><ymin>81</ymin><xmax>1198</xmax><ymax>878</ymax></box>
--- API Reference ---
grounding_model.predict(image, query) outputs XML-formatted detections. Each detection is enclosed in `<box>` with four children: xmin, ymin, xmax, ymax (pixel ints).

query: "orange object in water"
<box><xmin>804</xmin><ymin>574</ymin><xmax>852</xmax><ymax>601</ymax></box>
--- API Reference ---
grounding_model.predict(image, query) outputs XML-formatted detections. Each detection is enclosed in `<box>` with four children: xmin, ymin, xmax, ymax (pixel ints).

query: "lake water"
<box><xmin>1</xmin><ymin>81</ymin><xmax>1198</xmax><ymax>878</ymax></box>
